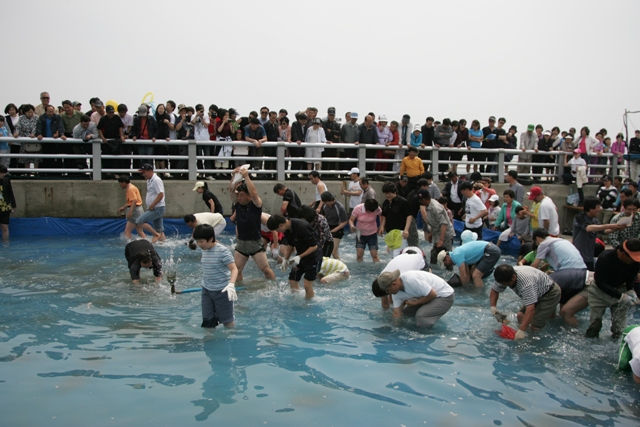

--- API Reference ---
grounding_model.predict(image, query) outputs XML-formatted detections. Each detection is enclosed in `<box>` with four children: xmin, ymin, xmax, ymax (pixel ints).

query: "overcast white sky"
<box><xmin>4</xmin><ymin>0</ymin><xmax>640</xmax><ymax>138</ymax></box>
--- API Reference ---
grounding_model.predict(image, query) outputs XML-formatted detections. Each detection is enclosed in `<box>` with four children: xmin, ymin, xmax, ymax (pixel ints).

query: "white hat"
<box><xmin>349</xmin><ymin>167</ymin><xmax>360</xmax><ymax>175</ymax></box>
<box><xmin>543</xmin><ymin>130</ymin><xmax>551</xmax><ymax>136</ymax></box>
<box><xmin>489</xmin><ymin>194</ymin><xmax>500</xmax><ymax>202</ymax></box>
<box><xmin>413</xmin><ymin>124</ymin><xmax>421</xmax><ymax>132</ymax></box>
<box><xmin>378</xmin><ymin>115</ymin><xmax>388</xmax><ymax>122</ymax></box>
<box><xmin>436</xmin><ymin>250</ymin><xmax>448</xmax><ymax>269</ymax></box>
<box><xmin>192</xmin><ymin>181</ymin><xmax>205</xmax><ymax>191</ymax></box>
<box><xmin>461</xmin><ymin>230</ymin><xmax>478</xmax><ymax>245</ymax></box>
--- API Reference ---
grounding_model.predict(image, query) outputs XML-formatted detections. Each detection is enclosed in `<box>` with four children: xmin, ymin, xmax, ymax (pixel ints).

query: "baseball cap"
<box><xmin>94</xmin><ymin>100</ymin><xmax>104</xmax><ymax>107</ymax></box>
<box><xmin>401</xmin><ymin>175</ymin><xmax>409</xmax><ymax>181</ymax></box>
<box><xmin>527</xmin><ymin>124</ymin><xmax>535</xmax><ymax>131</ymax></box>
<box><xmin>489</xmin><ymin>116</ymin><xmax>496</xmax><ymax>122</ymax></box>
<box><xmin>313</xmin><ymin>118</ymin><xmax>322</xmax><ymax>125</ymax></box>
<box><xmin>73</xmin><ymin>101</ymin><xmax>82</xmax><ymax>107</ymax></box>
<box><xmin>413</xmin><ymin>124</ymin><xmax>421</xmax><ymax>132</ymax></box>
<box><xmin>573</xmin><ymin>148</ymin><xmax>581</xmax><ymax>154</ymax></box>
<box><xmin>602</xmin><ymin>175</ymin><xmax>612</xmax><ymax>182</ymax></box>
<box><xmin>327</xmin><ymin>107</ymin><xmax>336</xmax><ymax>115</ymax></box>
<box><xmin>177</xmin><ymin>103</ymin><xmax>187</xmax><ymax>111</ymax></box>
<box><xmin>350</xmin><ymin>112</ymin><xmax>358</xmax><ymax>119</ymax></box>
<box><xmin>543</xmin><ymin>130</ymin><xmax>551</xmax><ymax>136</ymax></box>
<box><xmin>349</xmin><ymin>167</ymin><xmax>360</xmax><ymax>175</ymax></box>
<box><xmin>417</xmin><ymin>188</ymin><xmax>431</xmax><ymax>199</ymax></box>
<box><xmin>565</xmin><ymin>134</ymin><xmax>574</xmax><ymax>139</ymax></box>
<box><xmin>192</xmin><ymin>181</ymin><xmax>205</xmax><ymax>191</ymax></box>
<box><xmin>105</xmin><ymin>105</ymin><xmax>115</xmax><ymax>113</ymax></box>
<box><xmin>378</xmin><ymin>115</ymin><xmax>388</xmax><ymax>122</ymax></box>
<box><xmin>138</xmin><ymin>163</ymin><xmax>154</xmax><ymax>171</ymax></box>
<box><xmin>138</xmin><ymin>105</ymin><xmax>148</xmax><ymax>116</ymax></box>
<box><xmin>377</xmin><ymin>270</ymin><xmax>400</xmax><ymax>291</ymax></box>
<box><xmin>489</xmin><ymin>194</ymin><xmax>500</xmax><ymax>202</ymax></box>
<box><xmin>527</xmin><ymin>186</ymin><xmax>543</xmax><ymax>200</ymax></box>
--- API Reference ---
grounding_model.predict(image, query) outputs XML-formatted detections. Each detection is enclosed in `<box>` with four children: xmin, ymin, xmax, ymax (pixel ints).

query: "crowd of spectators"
<box><xmin>2</xmin><ymin>92</ymin><xmax>638</xmax><ymax>181</ymax></box>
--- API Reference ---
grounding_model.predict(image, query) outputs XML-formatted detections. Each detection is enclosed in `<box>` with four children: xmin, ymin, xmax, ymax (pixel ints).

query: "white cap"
<box><xmin>378</xmin><ymin>115</ymin><xmax>388</xmax><ymax>122</ymax></box>
<box><xmin>436</xmin><ymin>250</ymin><xmax>448</xmax><ymax>269</ymax></box>
<box><xmin>489</xmin><ymin>194</ymin><xmax>500</xmax><ymax>202</ymax></box>
<box><xmin>192</xmin><ymin>181</ymin><xmax>205</xmax><ymax>191</ymax></box>
<box><xmin>349</xmin><ymin>167</ymin><xmax>360</xmax><ymax>175</ymax></box>
<box><xmin>461</xmin><ymin>230</ymin><xmax>478</xmax><ymax>245</ymax></box>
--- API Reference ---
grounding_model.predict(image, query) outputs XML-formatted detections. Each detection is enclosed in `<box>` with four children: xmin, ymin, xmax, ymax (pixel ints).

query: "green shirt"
<box><xmin>60</xmin><ymin>111</ymin><xmax>83</xmax><ymax>134</ymax></box>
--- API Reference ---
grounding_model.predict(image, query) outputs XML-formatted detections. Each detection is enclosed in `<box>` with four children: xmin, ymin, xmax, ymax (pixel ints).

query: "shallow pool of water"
<box><xmin>1</xmin><ymin>234</ymin><xmax>639</xmax><ymax>426</ymax></box>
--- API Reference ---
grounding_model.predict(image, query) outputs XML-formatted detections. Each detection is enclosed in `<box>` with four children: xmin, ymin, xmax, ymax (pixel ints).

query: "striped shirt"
<box><xmin>200</xmin><ymin>244</ymin><xmax>234</xmax><ymax>291</ymax></box>
<box><xmin>492</xmin><ymin>266</ymin><xmax>554</xmax><ymax>307</ymax></box>
<box><xmin>318</xmin><ymin>257</ymin><xmax>348</xmax><ymax>275</ymax></box>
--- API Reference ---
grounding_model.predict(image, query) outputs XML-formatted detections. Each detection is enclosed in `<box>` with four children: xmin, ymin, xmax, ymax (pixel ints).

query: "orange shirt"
<box><xmin>126</xmin><ymin>184</ymin><xmax>143</xmax><ymax>207</ymax></box>
<box><xmin>399</xmin><ymin>156</ymin><xmax>424</xmax><ymax>178</ymax></box>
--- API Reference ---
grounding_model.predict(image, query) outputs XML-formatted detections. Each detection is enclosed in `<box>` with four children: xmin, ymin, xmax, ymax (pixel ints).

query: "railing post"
<box><xmin>92</xmin><ymin>141</ymin><xmax>102</xmax><ymax>181</ymax></box>
<box><xmin>431</xmin><ymin>147</ymin><xmax>439</xmax><ymax>175</ymax></box>
<box><xmin>358</xmin><ymin>144</ymin><xmax>366</xmax><ymax>175</ymax></box>
<box><xmin>557</xmin><ymin>152</ymin><xmax>565</xmax><ymax>182</ymax></box>
<box><xmin>497</xmin><ymin>150</ymin><xmax>505</xmax><ymax>183</ymax></box>
<box><xmin>188</xmin><ymin>140</ymin><xmax>198</xmax><ymax>181</ymax></box>
<box><xmin>277</xmin><ymin>142</ymin><xmax>286</xmax><ymax>181</ymax></box>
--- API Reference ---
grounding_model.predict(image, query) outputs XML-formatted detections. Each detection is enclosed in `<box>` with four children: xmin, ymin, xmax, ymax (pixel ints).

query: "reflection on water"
<box><xmin>0</xmin><ymin>234</ymin><xmax>639</xmax><ymax>426</ymax></box>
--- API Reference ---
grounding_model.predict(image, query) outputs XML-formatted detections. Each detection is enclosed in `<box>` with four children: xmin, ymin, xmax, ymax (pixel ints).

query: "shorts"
<box><xmin>305</xmin><ymin>147</ymin><xmax>323</xmax><ymax>163</ymax></box>
<box><xmin>0</xmin><ymin>210</ymin><xmax>10</xmax><ymax>225</ymax></box>
<box><xmin>321</xmin><ymin>270</ymin><xmax>350</xmax><ymax>284</ymax></box>
<box><xmin>135</xmin><ymin>205</ymin><xmax>165</xmax><ymax>233</ymax></box>
<box><xmin>235</xmin><ymin>238</ymin><xmax>265</xmax><ymax>257</ymax></box>
<box><xmin>330</xmin><ymin>226</ymin><xmax>344</xmax><ymax>240</ymax></box>
<box><xmin>356</xmin><ymin>233</ymin><xmax>378</xmax><ymax>250</ymax></box>
<box><xmin>126</xmin><ymin>205</ymin><xmax>144</xmax><ymax>224</ymax></box>
<box><xmin>201</xmin><ymin>288</ymin><xmax>234</xmax><ymax>327</ymax></box>
<box><xmin>475</xmin><ymin>243</ymin><xmax>501</xmax><ymax>275</ymax></box>
<box><xmin>289</xmin><ymin>250</ymin><xmax>321</xmax><ymax>282</ymax></box>
<box><xmin>261</xmin><ymin>230</ymin><xmax>284</xmax><ymax>244</ymax></box>
<box><xmin>518</xmin><ymin>283</ymin><xmax>561</xmax><ymax>329</ymax></box>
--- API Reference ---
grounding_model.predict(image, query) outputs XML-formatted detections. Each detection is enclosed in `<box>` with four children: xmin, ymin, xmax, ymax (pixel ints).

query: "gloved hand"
<box><xmin>491</xmin><ymin>306</ymin><xmax>509</xmax><ymax>324</ymax></box>
<box><xmin>280</xmin><ymin>258</ymin><xmax>290</xmax><ymax>272</ymax></box>
<box><xmin>514</xmin><ymin>329</ymin><xmax>526</xmax><ymax>340</ymax></box>
<box><xmin>290</xmin><ymin>256</ymin><xmax>301</xmax><ymax>266</ymax></box>
<box><xmin>619</xmin><ymin>291</ymin><xmax>638</xmax><ymax>307</ymax></box>
<box><xmin>222</xmin><ymin>282</ymin><xmax>237</xmax><ymax>301</ymax></box>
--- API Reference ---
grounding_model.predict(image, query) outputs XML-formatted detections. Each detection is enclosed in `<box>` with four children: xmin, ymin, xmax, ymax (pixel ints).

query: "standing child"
<box><xmin>194</xmin><ymin>224</ymin><xmax>238</xmax><ymax>328</ymax></box>
<box><xmin>487</xmin><ymin>194</ymin><xmax>500</xmax><ymax>227</ymax></box>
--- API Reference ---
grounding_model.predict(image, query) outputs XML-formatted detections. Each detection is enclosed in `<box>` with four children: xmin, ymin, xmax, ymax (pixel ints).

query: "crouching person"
<box><xmin>318</xmin><ymin>257</ymin><xmax>350</xmax><ymax>284</ymax></box>
<box><xmin>194</xmin><ymin>224</ymin><xmax>238</xmax><ymax>328</ymax></box>
<box><xmin>491</xmin><ymin>264</ymin><xmax>561</xmax><ymax>339</ymax></box>
<box><xmin>376</xmin><ymin>270</ymin><xmax>455</xmax><ymax>329</ymax></box>
<box><xmin>124</xmin><ymin>239</ymin><xmax>162</xmax><ymax>284</ymax></box>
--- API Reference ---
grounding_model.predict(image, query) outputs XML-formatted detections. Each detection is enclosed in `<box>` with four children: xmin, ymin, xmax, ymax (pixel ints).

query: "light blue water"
<box><xmin>1</xmin><ymin>234</ymin><xmax>639</xmax><ymax>426</ymax></box>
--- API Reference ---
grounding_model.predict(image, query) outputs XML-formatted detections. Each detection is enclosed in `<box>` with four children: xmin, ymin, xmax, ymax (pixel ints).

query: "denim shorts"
<box><xmin>356</xmin><ymin>233</ymin><xmax>378</xmax><ymax>250</ymax></box>
<box><xmin>135</xmin><ymin>205</ymin><xmax>165</xmax><ymax>232</ymax></box>
<box><xmin>201</xmin><ymin>288</ymin><xmax>234</xmax><ymax>327</ymax></box>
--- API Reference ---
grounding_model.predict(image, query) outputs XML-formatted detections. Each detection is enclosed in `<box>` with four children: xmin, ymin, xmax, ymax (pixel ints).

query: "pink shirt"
<box><xmin>351</xmin><ymin>204</ymin><xmax>382</xmax><ymax>236</ymax></box>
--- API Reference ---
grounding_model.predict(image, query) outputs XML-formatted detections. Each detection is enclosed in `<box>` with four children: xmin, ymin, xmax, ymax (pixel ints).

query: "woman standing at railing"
<box><xmin>375</xmin><ymin>115</ymin><xmax>393</xmax><ymax>172</ymax></box>
<box><xmin>589</xmin><ymin>132</ymin><xmax>606</xmax><ymax>177</ymax></box>
<box><xmin>611</xmin><ymin>133</ymin><xmax>626</xmax><ymax>176</ymax></box>
<box><xmin>215</xmin><ymin>109</ymin><xmax>235</xmax><ymax>178</ymax></box>
<box><xmin>154</xmin><ymin>104</ymin><xmax>171</xmax><ymax>177</ymax></box>
<box><xmin>4</xmin><ymin>104</ymin><xmax>20</xmax><ymax>169</ymax></box>
<box><xmin>467</xmin><ymin>120</ymin><xmax>483</xmax><ymax>173</ymax></box>
<box><xmin>14</xmin><ymin>104</ymin><xmax>40</xmax><ymax>170</ymax></box>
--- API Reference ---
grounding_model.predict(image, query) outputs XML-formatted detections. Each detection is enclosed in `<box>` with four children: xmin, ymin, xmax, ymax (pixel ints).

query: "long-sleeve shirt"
<box><xmin>594</xmin><ymin>248</ymin><xmax>640</xmax><ymax>299</ymax></box>
<box><xmin>519</xmin><ymin>131</ymin><xmax>538</xmax><ymax>150</ymax></box>
<box><xmin>433</xmin><ymin>125</ymin><xmax>453</xmax><ymax>147</ymax></box>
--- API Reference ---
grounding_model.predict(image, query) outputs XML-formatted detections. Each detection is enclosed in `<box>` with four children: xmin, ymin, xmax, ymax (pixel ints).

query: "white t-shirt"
<box><xmin>538</xmin><ymin>196</ymin><xmax>560</xmax><ymax>236</ymax></box>
<box><xmin>194</xmin><ymin>212</ymin><xmax>225</xmax><ymax>228</ymax></box>
<box><xmin>348</xmin><ymin>180</ymin><xmax>362</xmax><ymax>208</ymax></box>
<box><xmin>383</xmin><ymin>251</ymin><xmax>425</xmax><ymax>274</ymax></box>
<box><xmin>168</xmin><ymin>112</ymin><xmax>177</xmax><ymax>140</ymax></box>
<box><xmin>392</xmin><ymin>270</ymin><xmax>454</xmax><ymax>308</ymax></box>
<box><xmin>568</xmin><ymin>157</ymin><xmax>586</xmax><ymax>176</ymax></box>
<box><xmin>625</xmin><ymin>327</ymin><xmax>640</xmax><ymax>378</ymax></box>
<box><xmin>465</xmin><ymin>194</ymin><xmax>486</xmax><ymax>228</ymax></box>
<box><xmin>146</xmin><ymin>173</ymin><xmax>165</xmax><ymax>208</ymax></box>
<box><xmin>450</xmin><ymin>181</ymin><xmax>461</xmax><ymax>203</ymax></box>
<box><xmin>193</xmin><ymin>115</ymin><xmax>210</xmax><ymax>141</ymax></box>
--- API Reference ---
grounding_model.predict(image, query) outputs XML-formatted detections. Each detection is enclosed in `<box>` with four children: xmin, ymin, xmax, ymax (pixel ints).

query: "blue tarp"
<box><xmin>8</xmin><ymin>217</ymin><xmax>521</xmax><ymax>257</ymax></box>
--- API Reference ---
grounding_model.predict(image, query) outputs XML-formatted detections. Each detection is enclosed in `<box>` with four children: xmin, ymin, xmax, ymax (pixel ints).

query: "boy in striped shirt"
<box><xmin>194</xmin><ymin>224</ymin><xmax>238</xmax><ymax>328</ymax></box>
<box><xmin>317</xmin><ymin>257</ymin><xmax>350</xmax><ymax>284</ymax></box>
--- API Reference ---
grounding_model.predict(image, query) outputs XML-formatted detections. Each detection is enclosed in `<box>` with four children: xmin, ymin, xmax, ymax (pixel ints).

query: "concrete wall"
<box><xmin>10</xmin><ymin>178</ymin><xmax>595</xmax><ymax>231</ymax></box>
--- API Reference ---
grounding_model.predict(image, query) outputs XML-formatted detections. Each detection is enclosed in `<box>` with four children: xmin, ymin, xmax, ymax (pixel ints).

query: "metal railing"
<box><xmin>0</xmin><ymin>137</ymin><xmax>628</xmax><ymax>183</ymax></box>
